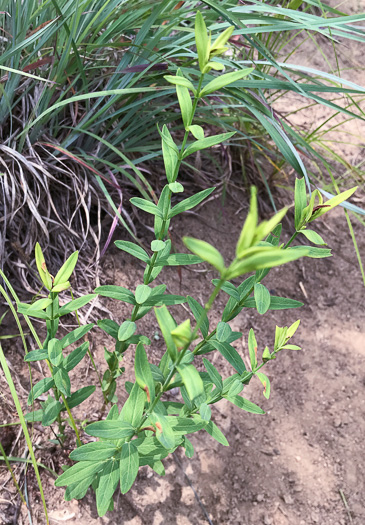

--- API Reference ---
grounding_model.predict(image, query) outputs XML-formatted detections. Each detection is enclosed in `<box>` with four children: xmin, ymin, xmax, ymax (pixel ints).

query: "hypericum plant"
<box><xmin>18</xmin><ymin>13</ymin><xmax>356</xmax><ymax>517</ymax></box>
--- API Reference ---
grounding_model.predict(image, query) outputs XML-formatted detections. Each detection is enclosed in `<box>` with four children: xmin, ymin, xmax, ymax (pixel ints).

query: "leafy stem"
<box><xmin>135</xmin><ymin>276</ymin><xmax>225</xmax><ymax>433</ymax></box>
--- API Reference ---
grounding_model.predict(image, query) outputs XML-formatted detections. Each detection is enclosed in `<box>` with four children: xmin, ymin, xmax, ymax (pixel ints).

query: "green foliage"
<box><xmin>4</xmin><ymin>9</ymin><xmax>360</xmax><ymax>520</ymax></box>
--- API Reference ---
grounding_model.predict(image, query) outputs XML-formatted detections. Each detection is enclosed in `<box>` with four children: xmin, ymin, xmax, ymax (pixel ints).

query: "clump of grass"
<box><xmin>0</xmin><ymin>0</ymin><xmax>365</xmax><ymax>293</ymax></box>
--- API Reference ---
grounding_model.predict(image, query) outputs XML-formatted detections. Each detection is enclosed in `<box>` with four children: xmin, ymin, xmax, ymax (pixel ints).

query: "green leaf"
<box><xmin>151</xmin><ymin>240</ymin><xmax>166</xmax><ymax>252</ymax></box>
<box><xmin>53</xmin><ymin>367</ymin><xmax>71</xmax><ymax>397</ymax></box>
<box><xmin>150</xmin><ymin>412</ymin><xmax>175</xmax><ymax>449</ymax></box>
<box><xmin>95</xmin><ymin>284</ymin><xmax>136</xmax><ymax>304</ymax></box>
<box><xmin>212</xmin><ymin>280</ymin><xmax>240</xmax><ymax>302</ymax></box>
<box><xmin>96</xmin><ymin>459</ymin><xmax>120</xmax><ymax>517</ymax></box>
<box><xmin>64</xmin><ymin>386</ymin><xmax>95</xmax><ymax>410</ymax></box>
<box><xmin>53</xmin><ymin>251</ymin><xmax>78</xmax><ymax>287</ymax></box>
<box><xmin>166</xmin><ymin>416</ymin><xmax>206</xmax><ymax>435</ymax></box>
<box><xmin>143</xmin><ymin>294</ymin><xmax>186</xmax><ymax>307</ymax></box>
<box><xmin>288</xmin><ymin>245</ymin><xmax>332</xmax><ymax>258</ymax></box>
<box><xmin>176</xmin><ymin>70</ymin><xmax>193</xmax><ymax>128</ymax></box>
<box><xmin>85</xmin><ymin>420</ymin><xmax>135</xmax><ymax>440</ymax></box>
<box><xmin>183</xmin><ymin>132</ymin><xmax>235</xmax><ymax>158</ymax></box>
<box><xmin>205</xmin><ymin>61</ymin><xmax>224</xmax><ymax>71</ymax></box>
<box><xmin>195</xmin><ymin>11</ymin><xmax>209</xmax><ymax>73</ymax></box>
<box><xmin>171</xmin><ymin>319</ymin><xmax>191</xmax><ymax>349</ymax></box>
<box><xmin>61</xmin><ymin>323</ymin><xmax>94</xmax><ymax>349</ymax></box>
<box><xmin>118</xmin><ymin>321</ymin><xmax>137</xmax><ymax>342</ymax></box>
<box><xmin>227</xmin><ymin>395</ymin><xmax>265</xmax><ymax>414</ymax></box>
<box><xmin>200</xmin><ymin>68</ymin><xmax>253</xmax><ymax>96</ymax></box>
<box><xmin>120</xmin><ymin>382</ymin><xmax>146</xmax><ymax>428</ymax></box>
<box><xmin>169</xmin><ymin>187</ymin><xmax>215</xmax><ymax>218</ymax></box>
<box><xmin>204</xmin><ymin>420</ymin><xmax>229</xmax><ymax>446</ymax></box>
<box><xmin>299</xmin><ymin>229</ymin><xmax>327</xmax><ymax>245</ymax></box>
<box><xmin>120</xmin><ymin>442</ymin><xmax>139</xmax><ymax>494</ymax></box>
<box><xmin>211</xmin><ymin>25</ymin><xmax>234</xmax><ymax>50</ymax></box>
<box><xmin>64</xmin><ymin>477</ymin><xmax>94</xmax><ymax>501</ymax></box>
<box><xmin>70</xmin><ymin>442</ymin><xmax>118</xmax><ymax>462</ymax></box>
<box><xmin>248</xmin><ymin>328</ymin><xmax>258</xmax><ymax>371</ymax></box>
<box><xmin>253</xmin><ymin>207</ymin><xmax>288</xmax><ymax>245</ymax></box>
<box><xmin>27</xmin><ymin>298</ymin><xmax>53</xmax><ymax>310</ymax></box>
<box><xmin>130</xmin><ymin>197</ymin><xmax>163</xmax><ymax>217</ymax></box>
<box><xmin>52</xmin><ymin>281</ymin><xmax>70</xmax><ymax>293</ymax></box>
<box><xmin>64</xmin><ymin>341</ymin><xmax>89</xmax><ymax>372</ymax></box>
<box><xmin>135</xmin><ymin>342</ymin><xmax>155</xmax><ymax>404</ymax></box>
<box><xmin>55</xmin><ymin>461</ymin><xmax>106</xmax><ymax>487</ymax></box>
<box><xmin>199</xmin><ymin>403</ymin><xmax>211</xmax><ymax>422</ymax></box>
<box><xmin>287</xmin><ymin>319</ymin><xmax>300</xmax><ymax>339</ymax></box>
<box><xmin>48</xmin><ymin>338</ymin><xmax>63</xmax><ymax>366</ymax></box>
<box><xmin>188</xmin><ymin>124</ymin><xmax>204</xmax><ymax>140</ymax></box>
<box><xmin>274</xmin><ymin>325</ymin><xmax>288</xmax><ymax>352</ymax></box>
<box><xmin>42</xmin><ymin>397</ymin><xmax>62</xmax><ymax>426</ymax></box>
<box><xmin>183</xmin><ymin>437</ymin><xmax>194</xmax><ymax>458</ymax></box>
<box><xmin>255</xmin><ymin>372</ymin><xmax>271</xmax><ymax>399</ymax></box>
<box><xmin>177</xmin><ymin>364</ymin><xmax>205</xmax><ymax>401</ymax></box>
<box><xmin>216</xmin><ymin>322</ymin><xmax>232</xmax><ymax>343</ymax></box>
<box><xmin>228</xmin><ymin>379</ymin><xmax>243</xmax><ymax>397</ymax></box>
<box><xmin>236</xmin><ymin>187</ymin><xmax>258</xmax><ymax>255</ymax></box>
<box><xmin>135</xmin><ymin>285</ymin><xmax>152</xmax><ymax>305</ymax></box>
<box><xmin>165</xmin><ymin>254</ymin><xmax>202</xmax><ymax>266</ymax></box>
<box><xmin>309</xmin><ymin>186</ymin><xmax>357</xmax><ymax>222</ymax></box>
<box><xmin>294</xmin><ymin>177</ymin><xmax>307</xmax><ymax>230</ymax></box>
<box><xmin>183</xmin><ymin>237</ymin><xmax>225</xmax><ymax>273</ymax></box>
<box><xmin>24</xmin><ymin>410</ymin><xmax>43</xmax><ymax>422</ymax></box>
<box><xmin>17</xmin><ymin>305</ymin><xmax>50</xmax><ymax>320</ymax></box>
<box><xmin>164</xmin><ymin>75</ymin><xmax>195</xmax><ymax>91</ymax></box>
<box><xmin>114</xmin><ymin>241</ymin><xmax>150</xmax><ymax>263</ymax></box>
<box><xmin>282</xmin><ymin>344</ymin><xmax>301</xmax><ymax>350</ymax></box>
<box><xmin>243</xmin><ymin>296</ymin><xmax>303</xmax><ymax>311</ymax></box>
<box><xmin>161</xmin><ymin>125</ymin><xmax>179</xmax><ymax>183</ymax></box>
<box><xmin>211</xmin><ymin>341</ymin><xmax>246</xmax><ymax>375</ymax></box>
<box><xmin>154</xmin><ymin>186</ymin><xmax>171</xmax><ymax>238</ymax></box>
<box><xmin>34</xmin><ymin>242</ymin><xmax>53</xmax><ymax>289</ymax></box>
<box><xmin>155</xmin><ymin>306</ymin><xmax>178</xmax><ymax>360</ymax></box>
<box><xmin>187</xmin><ymin>296</ymin><xmax>209</xmax><ymax>338</ymax></box>
<box><xmin>58</xmin><ymin>294</ymin><xmax>97</xmax><ymax>316</ymax></box>
<box><xmin>168</xmin><ymin>182</ymin><xmax>184</xmax><ymax>193</ymax></box>
<box><xmin>27</xmin><ymin>377</ymin><xmax>54</xmax><ymax>405</ymax></box>
<box><xmin>254</xmin><ymin>283</ymin><xmax>271</xmax><ymax>315</ymax></box>
<box><xmin>24</xmin><ymin>348</ymin><xmax>48</xmax><ymax>362</ymax></box>
<box><xmin>151</xmin><ymin>460</ymin><xmax>166</xmax><ymax>476</ymax></box>
<box><xmin>227</xmin><ymin>247</ymin><xmax>309</xmax><ymax>279</ymax></box>
<box><xmin>203</xmin><ymin>358</ymin><xmax>223</xmax><ymax>390</ymax></box>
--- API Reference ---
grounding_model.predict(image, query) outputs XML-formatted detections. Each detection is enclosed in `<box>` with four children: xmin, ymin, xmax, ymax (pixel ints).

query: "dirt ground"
<box><xmin>1</xmin><ymin>1</ymin><xmax>365</xmax><ymax>524</ymax></box>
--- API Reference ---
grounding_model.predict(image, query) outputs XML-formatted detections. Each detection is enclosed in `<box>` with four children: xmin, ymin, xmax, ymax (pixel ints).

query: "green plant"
<box><xmin>9</xmin><ymin>13</ymin><xmax>357</xmax><ymax>517</ymax></box>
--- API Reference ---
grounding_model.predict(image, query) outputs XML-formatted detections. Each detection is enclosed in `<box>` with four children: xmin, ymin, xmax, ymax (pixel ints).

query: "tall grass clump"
<box><xmin>0</xmin><ymin>0</ymin><xmax>364</xmax><ymax>291</ymax></box>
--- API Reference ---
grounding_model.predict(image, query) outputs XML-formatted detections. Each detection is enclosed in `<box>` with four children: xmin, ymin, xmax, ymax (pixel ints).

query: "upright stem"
<box><xmin>132</xmin><ymin>74</ymin><xmax>205</xmax><ymax>315</ymax></box>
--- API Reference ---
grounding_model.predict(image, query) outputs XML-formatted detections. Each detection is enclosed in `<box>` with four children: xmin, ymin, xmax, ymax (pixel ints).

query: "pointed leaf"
<box><xmin>254</xmin><ymin>283</ymin><xmax>271</xmax><ymax>315</ymax></box>
<box><xmin>120</xmin><ymin>442</ymin><xmax>139</xmax><ymax>494</ymax></box>
<box><xmin>169</xmin><ymin>187</ymin><xmax>215</xmax><ymax>218</ymax></box>
<box><xmin>200</xmin><ymin>68</ymin><xmax>253</xmax><ymax>96</ymax></box>
<box><xmin>183</xmin><ymin>237</ymin><xmax>225</xmax><ymax>273</ymax></box>
<box><xmin>53</xmin><ymin>251</ymin><xmax>79</xmax><ymax>287</ymax></box>
<box><xmin>114</xmin><ymin>241</ymin><xmax>150</xmax><ymax>263</ymax></box>
<box><xmin>183</xmin><ymin>132</ymin><xmax>235</xmax><ymax>158</ymax></box>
